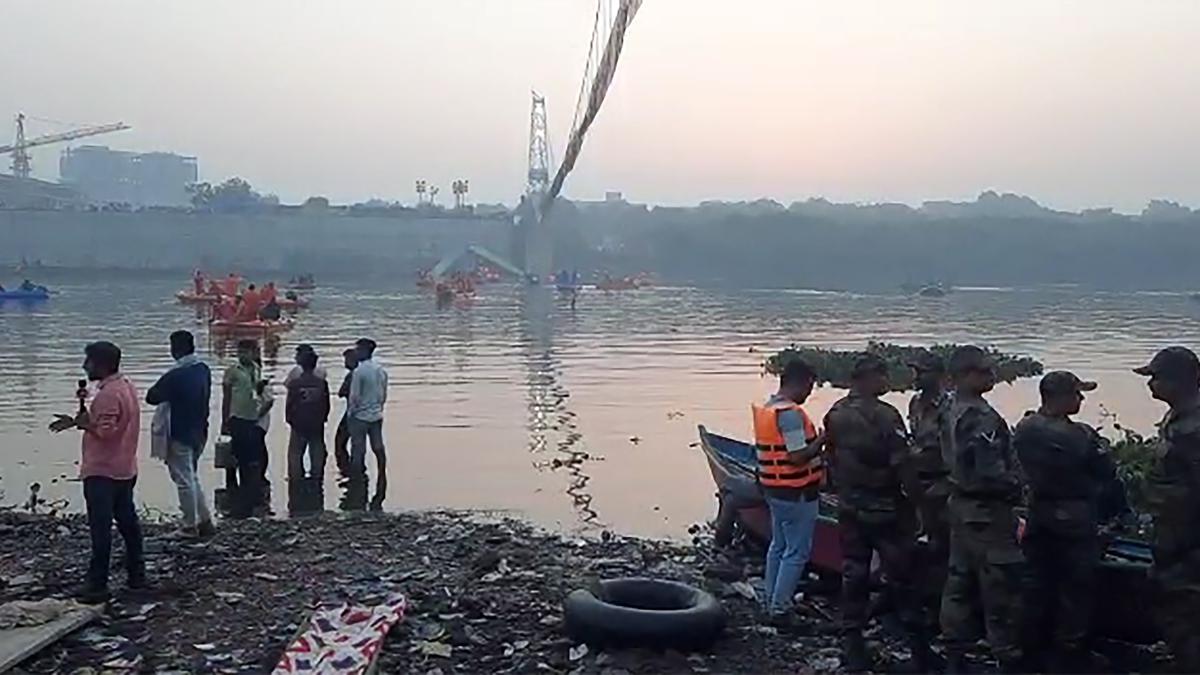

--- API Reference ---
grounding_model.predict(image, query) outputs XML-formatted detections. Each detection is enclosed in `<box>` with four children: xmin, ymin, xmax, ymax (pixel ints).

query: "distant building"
<box><xmin>604</xmin><ymin>191</ymin><xmax>624</xmax><ymax>203</ymax></box>
<box><xmin>59</xmin><ymin>145</ymin><xmax>198</xmax><ymax>207</ymax></box>
<box><xmin>0</xmin><ymin>174</ymin><xmax>83</xmax><ymax>210</ymax></box>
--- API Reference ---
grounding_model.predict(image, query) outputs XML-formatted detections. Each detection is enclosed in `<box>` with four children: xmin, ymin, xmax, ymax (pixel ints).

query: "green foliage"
<box><xmin>188</xmin><ymin>177</ymin><xmax>267</xmax><ymax>213</ymax></box>
<box><xmin>763</xmin><ymin>341</ymin><xmax>1044</xmax><ymax>392</ymax></box>
<box><xmin>1099</xmin><ymin>407</ymin><xmax>1157</xmax><ymax>516</ymax></box>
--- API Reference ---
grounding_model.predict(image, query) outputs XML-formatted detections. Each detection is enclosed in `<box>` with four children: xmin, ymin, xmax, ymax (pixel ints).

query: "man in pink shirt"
<box><xmin>50</xmin><ymin>341</ymin><xmax>146</xmax><ymax>603</ymax></box>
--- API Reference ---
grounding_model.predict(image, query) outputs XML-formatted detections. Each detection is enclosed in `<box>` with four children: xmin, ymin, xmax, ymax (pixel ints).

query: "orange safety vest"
<box><xmin>752</xmin><ymin>400</ymin><xmax>823</xmax><ymax>490</ymax></box>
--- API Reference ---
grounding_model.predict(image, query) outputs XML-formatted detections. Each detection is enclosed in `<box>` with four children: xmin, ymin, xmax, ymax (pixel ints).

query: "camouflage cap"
<box><xmin>1134</xmin><ymin>346</ymin><xmax>1200</xmax><ymax>379</ymax></box>
<box><xmin>851</xmin><ymin>353</ymin><xmax>888</xmax><ymax>379</ymax></box>
<box><xmin>1039</xmin><ymin>370</ymin><xmax>1098</xmax><ymax>398</ymax></box>
<box><xmin>907</xmin><ymin>351</ymin><xmax>946</xmax><ymax>373</ymax></box>
<box><xmin>948</xmin><ymin>345</ymin><xmax>993</xmax><ymax>374</ymax></box>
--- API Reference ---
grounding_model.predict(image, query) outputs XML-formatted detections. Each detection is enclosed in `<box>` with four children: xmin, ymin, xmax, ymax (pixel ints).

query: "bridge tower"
<box><xmin>518</xmin><ymin>92</ymin><xmax>555</xmax><ymax>281</ymax></box>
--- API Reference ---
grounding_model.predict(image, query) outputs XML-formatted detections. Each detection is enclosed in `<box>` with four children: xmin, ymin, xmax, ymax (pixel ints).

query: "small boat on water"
<box><xmin>696</xmin><ymin>425</ymin><xmax>1158</xmax><ymax>644</ymax></box>
<box><xmin>0</xmin><ymin>287</ymin><xmax>51</xmax><ymax>301</ymax></box>
<box><xmin>287</xmin><ymin>274</ymin><xmax>317</xmax><ymax>291</ymax></box>
<box><xmin>917</xmin><ymin>283</ymin><xmax>948</xmax><ymax>298</ymax></box>
<box><xmin>597</xmin><ymin>277</ymin><xmax>640</xmax><ymax>292</ymax></box>
<box><xmin>177</xmin><ymin>291</ymin><xmax>310</xmax><ymax>310</ymax></box>
<box><xmin>209</xmin><ymin>318</ymin><xmax>295</xmax><ymax>338</ymax></box>
<box><xmin>176</xmin><ymin>291</ymin><xmax>221</xmax><ymax>305</ymax></box>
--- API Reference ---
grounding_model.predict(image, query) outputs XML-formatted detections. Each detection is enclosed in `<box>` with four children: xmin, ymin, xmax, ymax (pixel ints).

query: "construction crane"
<box><xmin>0</xmin><ymin>113</ymin><xmax>131</xmax><ymax>179</ymax></box>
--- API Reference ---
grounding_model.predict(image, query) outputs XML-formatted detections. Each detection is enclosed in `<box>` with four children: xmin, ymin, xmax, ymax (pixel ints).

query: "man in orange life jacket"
<box><xmin>753</xmin><ymin>357</ymin><xmax>824</xmax><ymax>622</ymax></box>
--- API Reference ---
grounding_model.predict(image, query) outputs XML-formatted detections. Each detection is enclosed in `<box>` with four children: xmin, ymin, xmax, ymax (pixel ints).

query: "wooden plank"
<box><xmin>0</xmin><ymin>607</ymin><xmax>101</xmax><ymax>673</ymax></box>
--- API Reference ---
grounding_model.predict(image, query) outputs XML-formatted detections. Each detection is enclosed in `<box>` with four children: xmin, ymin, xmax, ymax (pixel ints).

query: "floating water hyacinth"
<box><xmin>764</xmin><ymin>341</ymin><xmax>1044</xmax><ymax>392</ymax></box>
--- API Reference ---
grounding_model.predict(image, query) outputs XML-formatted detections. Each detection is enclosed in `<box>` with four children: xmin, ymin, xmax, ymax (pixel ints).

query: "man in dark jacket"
<box><xmin>146</xmin><ymin>330</ymin><xmax>214</xmax><ymax>538</ymax></box>
<box><xmin>286</xmin><ymin>348</ymin><xmax>330</xmax><ymax>513</ymax></box>
<box><xmin>1014</xmin><ymin>370</ymin><xmax>1111</xmax><ymax>671</ymax></box>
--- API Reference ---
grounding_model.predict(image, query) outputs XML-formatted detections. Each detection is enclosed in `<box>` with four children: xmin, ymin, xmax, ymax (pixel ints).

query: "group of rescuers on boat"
<box><xmin>753</xmin><ymin>344</ymin><xmax>1200</xmax><ymax>673</ymax></box>
<box><xmin>193</xmin><ymin>270</ymin><xmax>296</xmax><ymax>323</ymax></box>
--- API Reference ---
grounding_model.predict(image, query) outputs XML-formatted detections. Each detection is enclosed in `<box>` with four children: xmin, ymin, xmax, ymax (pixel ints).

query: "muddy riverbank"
<box><xmin>0</xmin><ymin>509</ymin><xmax>867</xmax><ymax>674</ymax></box>
<box><xmin>0</xmin><ymin>510</ymin><xmax>1170</xmax><ymax>673</ymax></box>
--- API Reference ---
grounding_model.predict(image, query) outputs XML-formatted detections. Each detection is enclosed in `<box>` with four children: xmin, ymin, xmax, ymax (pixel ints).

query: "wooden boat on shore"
<box><xmin>696</xmin><ymin>425</ymin><xmax>1159</xmax><ymax>644</ymax></box>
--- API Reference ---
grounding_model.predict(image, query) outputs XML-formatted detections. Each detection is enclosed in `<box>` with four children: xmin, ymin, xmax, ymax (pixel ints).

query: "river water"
<box><xmin>1</xmin><ymin>279</ymin><xmax>1196</xmax><ymax>539</ymax></box>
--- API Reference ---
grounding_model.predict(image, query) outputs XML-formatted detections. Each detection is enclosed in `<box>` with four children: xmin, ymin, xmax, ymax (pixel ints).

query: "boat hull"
<box><xmin>209</xmin><ymin>319</ymin><xmax>294</xmax><ymax>337</ymax></box>
<box><xmin>0</xmin><ymin>290</ymin><xmax>50</xmax><ymax>301</ymax></box>
<box><xmin>178</xmin><ymin>291</ymin><xmax>308</xmax><ymax>310</ymax></box>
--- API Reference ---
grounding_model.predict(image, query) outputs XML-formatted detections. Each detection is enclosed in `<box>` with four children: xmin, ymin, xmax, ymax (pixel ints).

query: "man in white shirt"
<box><xmin>346</xmin><ymin>338</ymin><xmax>388</xmax><ymax>511</ymax></box>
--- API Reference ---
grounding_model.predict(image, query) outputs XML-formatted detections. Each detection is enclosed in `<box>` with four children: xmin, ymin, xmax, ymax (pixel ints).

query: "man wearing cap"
<box><xmin>751</xmin><ymin>357</ymin><xmax>824</xmax><ymax>626</ymax></box>
<box><xmin>1014</xmin><ymin>371</ymin><xmax>1112</xmax><ymax>672</ymax></box>
<box><xmin>939</xmin><ymin>345</ymin><xmax>1024</xmax><ymax>673</ymax></box>
<box><xmin>824</xmin><ymin>354</ymin><xmax>931</xmax><ymax>672</ymax></box>
<box><xmin>1134</xmin><ymin>346</ymin><xmax>1200</xmax><ymax>672</ymax></box>
<box><xmin>907</xmin><ymin>351</ymin><xmax>951</xmax><ymax>607</ymax></box>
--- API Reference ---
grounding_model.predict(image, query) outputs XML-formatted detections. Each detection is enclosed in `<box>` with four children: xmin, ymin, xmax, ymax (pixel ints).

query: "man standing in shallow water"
<box><xmin>222</xmin><ymin>339</ymin><xmax>268</xmax><ymax>518</ymax></box>
<box><xmin>347</xmin><ymin>338</ymin><xmax>388</xmax><ymax>511</ymax></box>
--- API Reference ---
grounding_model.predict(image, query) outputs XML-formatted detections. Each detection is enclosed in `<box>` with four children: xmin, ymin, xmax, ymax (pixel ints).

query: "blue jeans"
<box><xmin>764</xmin><ymin>494</ymin><xmax>819</xmax><ymax>614</ymax></box>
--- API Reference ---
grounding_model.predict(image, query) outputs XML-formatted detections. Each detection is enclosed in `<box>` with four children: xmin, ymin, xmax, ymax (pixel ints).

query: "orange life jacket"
<box><xmin>752</xmin><ymin>400</ymin><xmax>823</xmax><ymax>490</ymax></box>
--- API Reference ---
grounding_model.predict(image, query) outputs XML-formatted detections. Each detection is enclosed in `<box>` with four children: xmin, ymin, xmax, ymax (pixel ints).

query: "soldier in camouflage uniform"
<box><xmin>939</xmin><ymin>346</ymin><xmax>1024</xmax><ymax>673</ymax></box>
<box><xmin>907</xmin><ymin>352</ymin><xmax>951</xmax><ymax>607</ymax></box>
<box><xmin>825</xmin><ymin>355</ymin><xmax>932</xmax><ymax>672</ymax></box>
<box><xmin>1134</xmin><ymin>347</ymin><xmax>1200</xmax><ymax>672</ymax></box>
<box><xmin>1014</xmin><ymin>371</ymin><xmax>1112</xmax><ymax>672</ymax></box>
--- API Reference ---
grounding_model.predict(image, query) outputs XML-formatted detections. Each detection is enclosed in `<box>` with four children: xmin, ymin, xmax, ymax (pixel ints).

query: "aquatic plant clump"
<box><xmin>763</xmin><ymin>341</ymin><xmax>1044</xmax><ymax>392</ymax></box>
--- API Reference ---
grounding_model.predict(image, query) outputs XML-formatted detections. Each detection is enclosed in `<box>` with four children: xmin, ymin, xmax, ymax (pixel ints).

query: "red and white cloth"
<box><xmin>273</xmin><ymin>593</ymin><xmax>407</xmax><ymax>674</ymax></box>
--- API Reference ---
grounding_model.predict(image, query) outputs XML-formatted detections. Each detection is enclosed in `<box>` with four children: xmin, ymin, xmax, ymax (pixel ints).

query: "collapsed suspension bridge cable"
<box><xmin>540</xmin><ymin>0</ymin><xmax>642</xmax><ymax>218</ymax></box>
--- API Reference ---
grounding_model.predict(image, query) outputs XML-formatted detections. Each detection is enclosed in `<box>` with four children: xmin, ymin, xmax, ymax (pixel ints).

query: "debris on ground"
<box><xmin>0</xmin><ymin>510</ymin><xmax>1169</xmax><ymax>673</ymax></box>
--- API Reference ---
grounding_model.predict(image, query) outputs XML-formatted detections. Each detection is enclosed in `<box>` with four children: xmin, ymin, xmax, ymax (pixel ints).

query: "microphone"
<box><xmin>76</xmin><ymin>379</ymin><xmax>88</xmax><ymax>414</ymax></box>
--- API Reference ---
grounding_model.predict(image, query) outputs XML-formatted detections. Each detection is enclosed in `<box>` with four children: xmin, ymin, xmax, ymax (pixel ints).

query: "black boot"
<box><xmin>998</xmin><ymin>657</ymin><xmax>1025</xmax><ymax>674</ymax></box>
<box><xmin>843</xmin><ymin>631</ymin><xmax>871</xmax><ymax>673</ymax></box>
<box><xmin>945</xmin><ymin>651</ymin><xmax>968</xmax><ymax>675</ymax></box>
<box><xmin>903</xmin><ymin>628</ymin><xmax>943</xmax><ymax>673</ymax></box>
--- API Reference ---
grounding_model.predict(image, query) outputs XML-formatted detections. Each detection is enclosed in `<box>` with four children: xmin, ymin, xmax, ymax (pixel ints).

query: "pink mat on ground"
<box><xmin>273</xmin><ymin>593</ymin><xmax>407</xmax><ymax>674</ymax></box>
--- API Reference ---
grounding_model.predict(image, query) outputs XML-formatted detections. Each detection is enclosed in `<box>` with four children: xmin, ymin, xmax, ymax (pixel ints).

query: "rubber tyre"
<box><xmin>564</xmin><ymin>578</ymin><xmax>725</xmax><ymax>650</ymax></box>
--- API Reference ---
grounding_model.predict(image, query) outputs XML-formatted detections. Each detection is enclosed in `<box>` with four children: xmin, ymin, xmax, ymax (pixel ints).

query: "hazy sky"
<box><xmin>4</xmin><ymin>1</ymin><xmax>1199</xmax><ymax>211</ymax></box>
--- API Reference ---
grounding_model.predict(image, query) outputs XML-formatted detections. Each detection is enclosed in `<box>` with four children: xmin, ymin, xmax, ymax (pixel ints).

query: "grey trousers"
<box><xmin>167</xmin><ymin>440</ymin><xmax>212</xmax><ymax>527</ymax></box>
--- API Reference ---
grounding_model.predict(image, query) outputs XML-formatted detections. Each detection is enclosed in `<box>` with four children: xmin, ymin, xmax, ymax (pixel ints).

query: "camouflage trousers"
<box><xmin>1022</xmin><ymin>531</ymin><xmax>1099</xmax><ymax>666</ymax></box>
<box><xmin>940</xmin><ymin>504</ymin><xmax>1024</xmax><ymax>663</ymax></box>
<box><xmin>1155</xmin><ymin>563</ymin><xmax>1200</xmax><ymax>673</ymax></box>
<box><xmin>917</xmin><ymin>482</ymin><xmax>950</xmax><ymax>605</ymax></box>
<box><xmin>840</xmin><ymin>509</ymin><xmax>923</xmax><ymax>632</ymax></box>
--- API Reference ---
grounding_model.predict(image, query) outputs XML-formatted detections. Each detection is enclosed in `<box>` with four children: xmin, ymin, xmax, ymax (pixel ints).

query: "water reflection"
<box><xmin>522</xmin><ymin>287</ymin><xmax>598</xmax><ymax>524</ymax></box>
